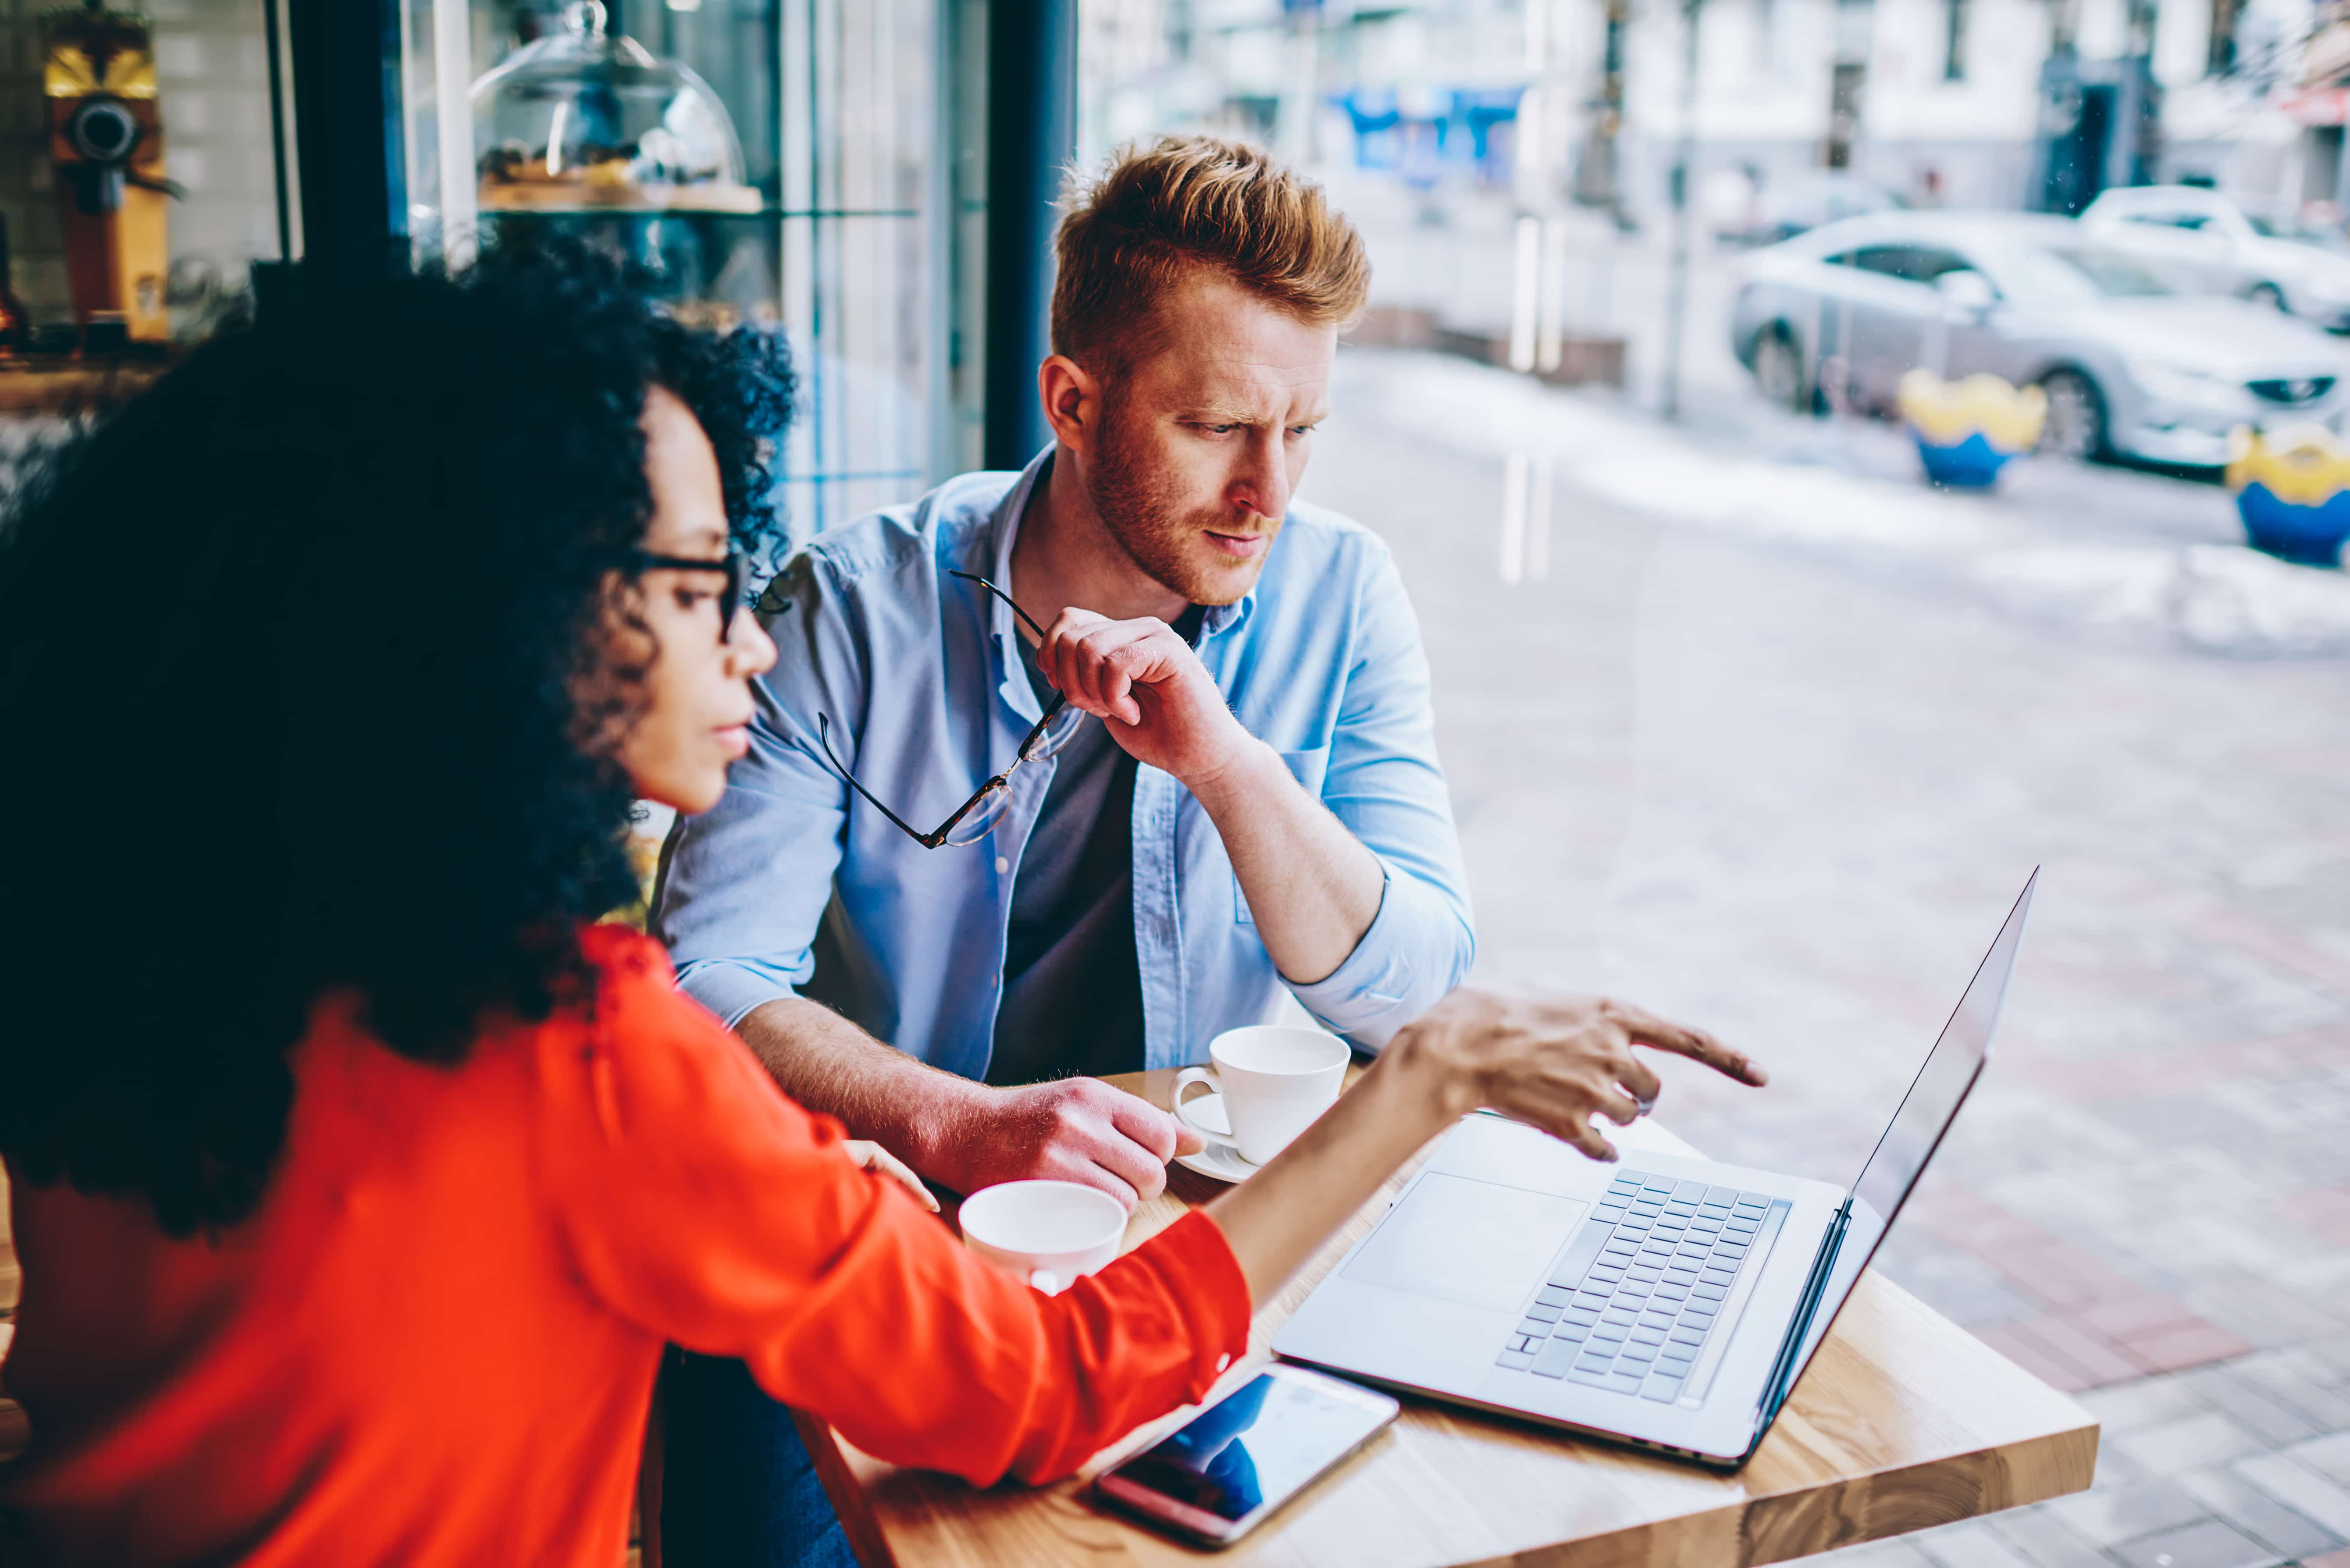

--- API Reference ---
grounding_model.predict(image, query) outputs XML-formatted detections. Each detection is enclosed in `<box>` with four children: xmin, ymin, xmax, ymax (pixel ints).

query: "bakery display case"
<box><xmin>399</xmin><ymin>0</ymin><xmax>979</xmax><ymax>539</ymax></box>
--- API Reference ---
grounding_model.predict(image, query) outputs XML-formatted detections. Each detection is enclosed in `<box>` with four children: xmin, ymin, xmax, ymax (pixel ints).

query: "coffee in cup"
<box><xmin>1172</xmin><ymin>1024</ymin><xmax>1350</xmax><ymax>1167</ymax></box>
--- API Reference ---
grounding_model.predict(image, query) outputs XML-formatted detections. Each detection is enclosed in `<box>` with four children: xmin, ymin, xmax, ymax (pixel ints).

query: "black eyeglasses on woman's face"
<box><xmin>627</xmin><ymin>549</ymin><xmax>747</xmax><ymax>644</ymax></box>
<box><xmin>814</xmin><ymin>570</ymin><xmax>1083</xmax><ymax>849</ymax></box>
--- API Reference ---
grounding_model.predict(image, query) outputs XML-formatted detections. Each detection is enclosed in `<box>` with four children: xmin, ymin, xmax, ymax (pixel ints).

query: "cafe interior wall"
<box><xmin>0</xmin><ymin>0</ymin><xmax>285</xmax><ymax>336</ymax></box>
<box><xmin>0</xmin><ymin>0</ymin><xmax>980</xmax><ymax>533</ymax></box>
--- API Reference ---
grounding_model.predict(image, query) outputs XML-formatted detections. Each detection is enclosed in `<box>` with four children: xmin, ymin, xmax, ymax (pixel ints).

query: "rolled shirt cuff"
<box><xmin>1282</xmin><ymin>864</ymin><xmax>1463</xmax><ymax>1052</ymax></box>
<box><xmin>673</xmin><ymin>959</ymin><xmax>799</xmax><ymax>1031</ymax></box>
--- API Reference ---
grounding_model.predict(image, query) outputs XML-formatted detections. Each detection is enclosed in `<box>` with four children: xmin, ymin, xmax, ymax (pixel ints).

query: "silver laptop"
<box><xmin>1272</xmin><ymin>870</ymin><xmax>2037</xmax><ymax>1468</ymax></box>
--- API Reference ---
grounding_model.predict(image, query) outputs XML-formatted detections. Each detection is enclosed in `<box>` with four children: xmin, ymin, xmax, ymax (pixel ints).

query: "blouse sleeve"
<box><xmin>540</xmin><ymin>928</ymin><xmax>1253</xmax><ymax>1486</ymax></box>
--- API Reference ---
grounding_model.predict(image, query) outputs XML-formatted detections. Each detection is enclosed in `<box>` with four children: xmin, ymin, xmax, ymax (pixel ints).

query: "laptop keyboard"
<box><xmin>1495</xmin><ymin>1169</ymin><xmax>1782</xmax><ymax>1404</ymax></box>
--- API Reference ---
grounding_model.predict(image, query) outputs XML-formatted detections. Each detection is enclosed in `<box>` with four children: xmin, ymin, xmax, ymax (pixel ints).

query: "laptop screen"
<box><xmin>1760</xmin><ymin>870</ymin><xmax>2038</xmax><ymax>1423</ymax></box>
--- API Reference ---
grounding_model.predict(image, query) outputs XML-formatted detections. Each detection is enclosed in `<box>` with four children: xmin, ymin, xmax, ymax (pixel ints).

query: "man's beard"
<box><xmin>1085</xmin><ymin>409</ymin><xmax>1281</xmax><ymax>608</ymax></box>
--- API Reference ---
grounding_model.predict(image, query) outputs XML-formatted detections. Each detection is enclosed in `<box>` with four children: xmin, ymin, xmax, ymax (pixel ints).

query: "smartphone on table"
<box><xmin>1094</xmin><ymin>1363</ymin><xmax>1401</xmax><ymax>1547</ymax></box>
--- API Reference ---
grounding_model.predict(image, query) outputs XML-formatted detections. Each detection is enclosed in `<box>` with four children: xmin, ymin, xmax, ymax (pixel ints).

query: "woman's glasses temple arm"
<box><xmin>625</xmin><ymin>549</ymin><xmax>748</xmax><ymax>643</ymax></box>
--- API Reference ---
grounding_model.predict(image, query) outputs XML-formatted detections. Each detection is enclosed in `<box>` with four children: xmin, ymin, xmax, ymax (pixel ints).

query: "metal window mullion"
<box><xmin>431</xmin><ymin>0</ymin><xmax>475</xmax><ymax>269</ymax></box>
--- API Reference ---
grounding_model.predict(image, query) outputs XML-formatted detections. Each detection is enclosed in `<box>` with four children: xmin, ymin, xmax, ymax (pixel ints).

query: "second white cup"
<box><xmin>1173</xmin><ymin>1024</ymin><xmax>1350</xmax><ymax>1166</ymax></box>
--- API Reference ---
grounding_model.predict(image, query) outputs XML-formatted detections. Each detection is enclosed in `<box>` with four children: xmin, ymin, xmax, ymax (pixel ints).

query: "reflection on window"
<box><xmin>1071</xmin><ymin>0</ymin><xmax>2350</xmax><ymax>1426</ymax></box>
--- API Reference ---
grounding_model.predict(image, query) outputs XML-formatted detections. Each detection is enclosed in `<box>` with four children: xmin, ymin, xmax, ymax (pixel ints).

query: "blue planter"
<box><xmin>2235</xmin><ymin>482</ymin><xmax>2350</xmax><ymax>568</ymax></box>
<box><xmin>1913</xmin><ymin>430</ymin><xmax>2014</xmax><ymax>489</ymax></box>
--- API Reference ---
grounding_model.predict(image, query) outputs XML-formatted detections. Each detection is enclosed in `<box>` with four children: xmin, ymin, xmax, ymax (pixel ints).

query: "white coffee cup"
<box><xmin>959</xmin><ymin>1179</ymin><xmax>1129</xmax><ymax>1295</ymax></box>
<box><xmin>1172</xmin><ymin>1024</ymin><xmax>1350</xmax><ymax>1167</ymax></box>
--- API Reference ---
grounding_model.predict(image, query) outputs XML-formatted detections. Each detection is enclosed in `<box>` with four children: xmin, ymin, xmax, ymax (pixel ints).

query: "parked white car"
<box><xmin>2080</xmin><ymin>186</ymin><xmax>2350</xmax><ymax>332</ymax></box>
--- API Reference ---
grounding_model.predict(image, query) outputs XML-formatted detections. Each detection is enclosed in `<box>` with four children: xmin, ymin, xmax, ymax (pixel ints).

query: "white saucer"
<box><xmin>1172</xmin><ymin>1092</ymin><xmax>1261</xmax><ymax>1184</ymax></box>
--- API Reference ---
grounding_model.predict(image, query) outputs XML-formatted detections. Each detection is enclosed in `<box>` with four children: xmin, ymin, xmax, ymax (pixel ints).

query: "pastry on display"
<box><xmin>473</xmin><ymin>2</ymin><xmax>758</xmax><ymax>215</ymax></box>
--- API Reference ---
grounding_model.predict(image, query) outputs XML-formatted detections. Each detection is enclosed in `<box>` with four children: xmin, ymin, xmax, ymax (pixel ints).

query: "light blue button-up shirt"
<box><xmin>652</xmin><ymin>451</ymin><xmax>1474</xmax><ymax>1077</ymax></box>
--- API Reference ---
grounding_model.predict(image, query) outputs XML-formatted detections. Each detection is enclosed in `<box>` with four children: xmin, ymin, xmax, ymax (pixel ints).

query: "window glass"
<box><xmin>1845</xmin><ymin>245</ymin><xmax>1971</xmax><ymax>283</ymax></box>
<box><xmin>1851</xmin><ymin>245</ymin><xmax>1918</xmax><ymax>279</ymax></box>
<box><xmin>1985</xmin><ymin>243</ymin><xmax>2172</xmax><ymax>301</ymax></box>
<box><xmin>2044</xmin><ymin>245</ymin><xmax>2173</xmax><ymax>296</ymax></box>
<box><xmin>1908</xmin><ymin>247</ymin><xmax>1973</xmax><ymax>282</ymax></box>
<box><xmin>396</xmin><ymin>0</ymin><xmax>961</xmax><ymax>548</ymax></box>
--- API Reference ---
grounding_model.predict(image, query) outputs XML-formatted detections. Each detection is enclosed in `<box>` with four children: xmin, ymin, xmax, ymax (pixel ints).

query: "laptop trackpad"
<box><xmin>1341</xmin><ymin>1173</ymin><xmax>1587</xmax><ymax>1314</ymax></box>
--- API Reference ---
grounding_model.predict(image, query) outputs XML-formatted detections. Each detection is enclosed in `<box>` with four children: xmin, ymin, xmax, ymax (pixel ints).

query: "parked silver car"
<box><xmin>1730</xmin><ymin>211</ymin><xmax>2350</xmax><ymax>466</ymax></box>
<box><xmin>2080</xmin><ymin>185</ymin><xmax>2350</xmax><ymax>332</ymax></box>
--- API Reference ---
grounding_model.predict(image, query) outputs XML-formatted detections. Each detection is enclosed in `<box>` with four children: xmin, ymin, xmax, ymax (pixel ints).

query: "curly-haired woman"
<box><xmin>0</xmin><ymin>247</ymin><xmax>1763</xmax><ymax>1567</ymax></box>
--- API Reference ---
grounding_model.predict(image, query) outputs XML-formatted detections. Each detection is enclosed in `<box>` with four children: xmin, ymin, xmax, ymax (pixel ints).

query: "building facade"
<box><xmin>1080</xmin><ymin>0</ymin><xmax>2335</xmax><ymax>231</ymax></box>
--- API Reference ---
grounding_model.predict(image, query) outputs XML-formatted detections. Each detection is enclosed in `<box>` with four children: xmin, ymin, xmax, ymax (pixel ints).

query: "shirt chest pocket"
<box><xmin>1234</xmin><ymin>746</ymin><xmax>1333</xmax><ymax>926</ymax></box>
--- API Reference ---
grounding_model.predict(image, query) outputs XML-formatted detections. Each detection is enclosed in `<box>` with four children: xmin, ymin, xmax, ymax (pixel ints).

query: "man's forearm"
<box><xmin>1187</xmin><ymin>737</ymin><xmax>1385</xmax><ymax>986</ymax></box>
<box><xmin>733</xmin><ymin>997</ymin><xmax>987</xmax><ymax>1180</ymax></box>
<box><xmin>734</xmin><ymin>996</ymin><xmax>1197</xmax><ymax>1204</ymax></box>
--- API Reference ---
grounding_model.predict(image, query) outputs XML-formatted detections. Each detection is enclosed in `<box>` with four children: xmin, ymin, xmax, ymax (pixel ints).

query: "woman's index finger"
<box><xmin>1607</xmin><ymin>999</ymin><xmax>1770</xmax><ymax>1086</ymax></box>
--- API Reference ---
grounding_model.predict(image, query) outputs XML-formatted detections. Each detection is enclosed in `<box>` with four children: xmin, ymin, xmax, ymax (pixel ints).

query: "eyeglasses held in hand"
<box><xmin>627</xmin><ymin>549</ymin><xmax>748</xmax><ymax>644</ymax></box>
<box><xmin>815</xmin><ymin>570</ymin><xmax>1083</xmax><ymax>849</ymax></box>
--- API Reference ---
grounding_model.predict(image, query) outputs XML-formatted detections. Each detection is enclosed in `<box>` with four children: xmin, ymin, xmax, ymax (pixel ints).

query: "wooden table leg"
<box><xmin>794</xmin><ymin>1411</ymin><xmax>902</xmax><ymax>1568</ymax></box>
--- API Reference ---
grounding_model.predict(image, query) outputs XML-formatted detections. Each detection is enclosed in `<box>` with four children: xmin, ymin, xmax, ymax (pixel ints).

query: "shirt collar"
<box><xmin>985</xmin><ymin>445</ymin><xmax>1053</xmax><ymax>607</ymax></box>
<box><xmin>981</xmin><ymin>447</ymin><xmax>1056</xmax><ymax>723</ymax></box>
<box><xmin>1200</xmin><ymin>591</ymin><xmax>1253</xmax><ymax>642</ymax></box>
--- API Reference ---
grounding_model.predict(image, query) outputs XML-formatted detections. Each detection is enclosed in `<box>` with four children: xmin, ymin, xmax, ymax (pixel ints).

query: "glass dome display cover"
<box><xmin>472</xmin><ymin>2</ymin><xmax>758</xmax><ymax>213</ymax></box>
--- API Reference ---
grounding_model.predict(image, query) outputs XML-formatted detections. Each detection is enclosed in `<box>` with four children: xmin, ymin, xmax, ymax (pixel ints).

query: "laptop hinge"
<box><xmin>1750</xmin><ymin>1196</ymin><xmax>1852</xmax><ymax>1442</ymax></box>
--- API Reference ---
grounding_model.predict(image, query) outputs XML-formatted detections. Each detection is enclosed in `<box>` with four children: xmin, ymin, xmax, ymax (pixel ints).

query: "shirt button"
<box><xmin>995</xmin><ymin>856</ymin><xmax>1010</xmax><ymax>874</ymax></box>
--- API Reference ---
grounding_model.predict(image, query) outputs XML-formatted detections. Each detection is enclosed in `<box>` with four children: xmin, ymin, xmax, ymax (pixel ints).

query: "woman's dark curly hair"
<box><xmin>0</xmin><ymin>243</ymin><xmax>793</xmax><ymax>1236</ymax></box>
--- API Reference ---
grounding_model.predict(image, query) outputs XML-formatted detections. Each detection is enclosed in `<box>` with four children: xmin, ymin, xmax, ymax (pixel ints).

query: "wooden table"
<box><xmin>0</xmin><ymin>360</ymin><xmax>166</xmax><ymax>415</ymax></box>
<box><xmin>804</xmin><ymin>1067</ymin><xmax>2098</xmax><ymax>1568</ymax></box>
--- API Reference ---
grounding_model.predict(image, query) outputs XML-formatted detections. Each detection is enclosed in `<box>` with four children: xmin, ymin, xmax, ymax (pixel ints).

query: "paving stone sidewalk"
<box><xmin>1310</xmin><ymin>351</ymin><xmax>2350</xmax><ymax>1568</ymax></box>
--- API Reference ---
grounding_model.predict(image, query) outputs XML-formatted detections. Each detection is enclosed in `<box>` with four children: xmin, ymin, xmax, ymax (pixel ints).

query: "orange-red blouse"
<box><xmin>0</xmin><ymin>926</ymin><xmax>1250</xmax><ymax>1566</ymax></box>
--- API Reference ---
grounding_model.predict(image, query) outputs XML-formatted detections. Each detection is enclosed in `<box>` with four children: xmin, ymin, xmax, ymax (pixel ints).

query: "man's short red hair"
<box><xmin>1050</xmin><ymin>135</ymin><xmax>1371</xmax><ymax>375</ymax></box>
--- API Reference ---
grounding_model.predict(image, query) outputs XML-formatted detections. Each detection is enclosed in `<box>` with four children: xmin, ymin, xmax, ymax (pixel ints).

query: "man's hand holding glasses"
<box><xmin>1032</xmin><ymin>604</ymin><xmax>1262</xmax><ymax>793</ymax></box>
<box><xmin>818</xmin><ymin>571</ymin><xmax>1268</xmax><ymax>851</ymax></box>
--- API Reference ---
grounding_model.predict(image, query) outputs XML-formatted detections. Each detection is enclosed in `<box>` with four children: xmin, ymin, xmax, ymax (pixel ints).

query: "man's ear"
<box><xmin>1036</xmin><ymin>353</ymin><xmax>1103</xmax><ymax>455</ymax></box>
